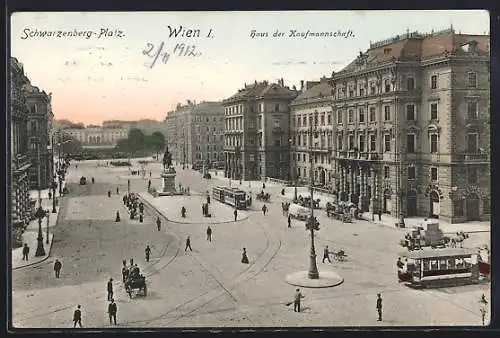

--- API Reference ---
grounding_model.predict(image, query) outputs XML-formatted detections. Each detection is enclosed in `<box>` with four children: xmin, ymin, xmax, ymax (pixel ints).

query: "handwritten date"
<box><xmin>142</xmin><ymin>42</ymin><xmax>202</xmax><ymax>68</ymax></box>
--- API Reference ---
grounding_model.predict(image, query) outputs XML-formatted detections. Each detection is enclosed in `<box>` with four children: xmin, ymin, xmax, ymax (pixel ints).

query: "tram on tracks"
<box><xmin>212</xmin><ymin>186</ymin><xmax>247</xmax><ymax>210</ymax></box>
<box><xmin>397</xmin><ymin>248</ymin><xmax>485</xmax><ymax>288</ymax></box>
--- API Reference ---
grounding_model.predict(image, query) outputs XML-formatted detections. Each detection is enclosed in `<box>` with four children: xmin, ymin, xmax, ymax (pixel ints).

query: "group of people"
<box><xmin>121</xmin><ymin>258</ymin><xmax>143</xmax><ymax>284</ymax></box>
<box><xmin>122</xmin><ymin>192</ymin><xmax>145</xmax><ymax>221</ymax></box>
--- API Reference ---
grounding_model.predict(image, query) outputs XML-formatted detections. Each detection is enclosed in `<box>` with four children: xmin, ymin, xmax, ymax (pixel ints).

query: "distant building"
<box><xmin>165</xmin><ymin>101</ymin><xmax>225</xmax><ymax>167</ymax></box>
<box><xmin>65</xmin><ymin>127</ymin><xmax>129</xmax><ymax>147</ymax></box>
<box><xmin>223</xmin><ymin>79</ymin><xmax>298</xmax><ymax>181</ymax></box>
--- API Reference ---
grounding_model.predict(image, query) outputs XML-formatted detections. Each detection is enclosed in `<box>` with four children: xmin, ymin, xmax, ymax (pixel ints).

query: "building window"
<box><xmin>359</xmin><ymin>88</ymin><xmax>364</xmax><ymax>96</ymax></box>
<box><xmin>348</xmin><ymin>110</ymin><xmax>354</xmax><ymax>123</ymax></box>
<box><xmin>337</xmin><ymin>110</ymin><xmax>342</xmax><ymax>124</ymax></box>
<box><xmin>303</xmin><ymin>116</ymin><xmax>307</xmax><ymax>127</ymax></box>
<box><xmin>338</xmin><ymin>135</ymin><xmax>343</xmax><ymax>150</ymax></box>
<box><xmin>359</xmin><ymin>108</ymin><xmax>365</xmax><ymax>123</ymax></box>
<box><xmin>274</xmin><ymin>104</ymin><xmax>280</xmax><ymax>112</ymax></box>
<box><xmin>369</xmin><ymin>134</ymin><xmax>376</xmax><ymax>151</ymax></box>
<box><xmin>369</xmin><ymin>107</ymin><xmax>376</xmax><ymax>122</ymax></box>
<box><xmin>297</xmin><ymin>116</ymin><xmax>301</xmax><ymax>127</ymax></box>
<box><xmin>406</xmin><ymin>104</ymin><xmax>416</xmax><ymax>121</ymax></box>
<box><xmin>483</xmin><ymin>198</ymin><xmax>490</xmax><ymax>214</ymax></box>
<box><xmin>430</xmin><ymin>103</ymin><xmax>438</xmax><ymax>120</ymax></box>
<box><xmin>384</xmin><ymin>165</ymin><xmax>390</xmax><ymax>178</ymax></box>
<box><xmin>274</xmin><ymin>119</ymin><xmax>280</xmax><ymax>128</ymax></box>
<box><xmin>430</xmin><ymin>167</ymin><xmax>438</xmax><ymax>181</ymax></box>
<box><xmin>348</xmin><ymin>135</ymin><xmax>354</xmax><ymax>149</ymax></box>
<box><xmin>384</xmin><ymin>134</ymin><xmax>391</xmax><ymax>152</ymax></box>
<box><xmin>408</xmin><ymin>166</ymin><xmax>416</xmax><ymax>180</ymax></box>
<box><xmin>359</xmin><ymin>135</ymin><xmax>365</xmax><ymax>151</ymax></box>
<box><xmin>407</xmin><ymin>77</ymin><xmax>415</xmax><ymax>91</ymax></box>
<box><xmin>327</xmin><ymin>114</ymin><xmax>332</xmax><ymax>125</ymax></box>
<box><xmin>384</xmin><ymin>106</ymin><xmax>391</xmax><ymax>121</ymax></box>
<box><xmin>407</xmin><ymin>134</ymin><xmax>416</xmax><ymax>153</ymax></box>
<box><xmin>430</xmin><ymin>134</ymin><xmax>438</xmax><ymax>153</ymax></box>
<box><xmin>467</xmin><ymin>133</ymin><xmax>478</xmax><ymax>153</ymax></box>
<box><xmin>467</xmin><ymin>101</ymin><xmax>478</xmax><ymax>119</ymax></box>
<box><xmin>349</xmin><ymin>90</ymin><xmax>354</xmax><ymax>97</ymax></box>
<box><xmin>370</xmin><ymin>86</ymin><xmax>376</xmax><ymax>95</ymax></box>
<box><xmin>320</xmin><ymin>115</ymin><xmax>325</xmax><ymax>125</ymax></box>
<box><xmin>431</xmin><ymin>75</ymin><xmax>437</xmax><ymax>89</ymax></box>
<box><xmin>384</xmin><ymin>79</ymin><xmax>391</xmax><ymax>93</ymax></box>
<box><xmin>468</xmin><ymin>167</ymin><xmax>477</xmax><ymax>184</ymax></box>
<box><xmin>467</xmin><ymin>72</ymin><xmax>477</xmax><ymax>88</ymax></box>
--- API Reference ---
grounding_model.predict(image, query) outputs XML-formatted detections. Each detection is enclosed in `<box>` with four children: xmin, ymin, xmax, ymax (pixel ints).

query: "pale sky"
<box><xmin>11</xmin><ymin>10</ymin><xmax>489</xmax><ymax>125</ymax></box>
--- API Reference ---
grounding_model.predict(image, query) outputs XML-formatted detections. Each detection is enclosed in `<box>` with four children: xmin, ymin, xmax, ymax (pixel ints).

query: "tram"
<box><xmin>212</xmin><ymin>186</ymin><xmax>247</xmax><ymax>210</ymax></box>
<box><xmin>397</xmin><ymin>248</ymin><xmax>483</xmax><ymax>288</ymax></box>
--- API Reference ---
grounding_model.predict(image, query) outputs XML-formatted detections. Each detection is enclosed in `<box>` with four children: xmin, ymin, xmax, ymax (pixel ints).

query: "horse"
<box><xmin>448</xmin><ymin>231</ymin><xmax>469</xmax><ymax>248</ymax></box>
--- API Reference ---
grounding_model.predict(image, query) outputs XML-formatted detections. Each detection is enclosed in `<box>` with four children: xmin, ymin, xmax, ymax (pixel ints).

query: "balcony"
<box><xmin>463</xmin><ymin>152</ymin><xmax>490</xmax><ymax>162</ymax></box>
<box><xmin>272</xmin><ymin>127</ymin><xmax>285</xmax><ymax>134</ymax></box>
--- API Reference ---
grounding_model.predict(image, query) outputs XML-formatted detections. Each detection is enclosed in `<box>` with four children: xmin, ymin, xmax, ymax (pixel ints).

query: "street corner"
<box><xmin>12</xmin><ymin>232</ymin><xmax>54</xmax><ymax>269</ymax></box>
<box><xmin>147</xmin><ymin>195</ymin><xmax>249</xmax><ymax>224</ymax></box>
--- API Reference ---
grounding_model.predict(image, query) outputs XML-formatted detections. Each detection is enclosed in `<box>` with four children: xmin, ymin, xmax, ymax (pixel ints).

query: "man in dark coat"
<box><xmin>322</xmin><ymin>246</ymin><xmax>331</xmax><ymax>263</ymax></box>
<box><xmin>54</xmin><ymin>259</ymin><xmax>62</xmax><ymax>278</ymax></box>
<box><xmin>73</xmin><ymin>305</ymin><xmax>82</xmax><ymax>328</ymax></box>
<box><xmin>262</xmin><ymin>204</ymin><xmax>268</xmax><ymax>215</ymax></box>
<box><xmin>376</xmin><ymin>293</ymin><xmax>383</xmax><ymax>321</ymax></box>
<box><xmin>294</xmin><ymin>288</ymin><xmax>305</xmax><ymax>313</ymax></box>
<box><xmin>234</xmin><ymin>209</ymin><xmax>238</xmax><ymax>221</ymax></box>
<box><xmin>156</xmin><ymin>217</ymin><xmax>161</xmax><ymax>231</ymax></box>
<box><xmin>107</xmin><ymin>278</ymin><xmax>114</xmax><ymax>301</ymax></box>
<box><xmin>288</xmin><ymin>215</ymin><xmax>291</xmax><ymax>228</ymax></box>
<box><xmin>185</xmin><ymin>236</ymin><xmax>192</xmax><ymax>251</ymax></box>
<box><xmin>206</xmin><ymin>226</ymin><xmax>212</xmax><ymax>242</ymax></box>
<box><xmin>145</xmin><ymin>245</ymin><xmax>151</xmax><ymax>262</ymax></box>
<box><xmin>108</xmin><ymin>299</ymin><xmax>117</xmax><ymax>325</ymax></box>
<box><xmin>22</xmin><ymin>243</ymin><xmax>30</xmax><ymax>261</ymax></box>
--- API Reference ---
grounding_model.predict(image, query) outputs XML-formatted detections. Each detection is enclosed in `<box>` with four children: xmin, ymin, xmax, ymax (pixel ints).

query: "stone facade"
<box><xmin>165</xmin><ymin>101</ymin><xmax>224</xmax><ymax>167</ymax></box>
<box><xmin>307</xmin><ymin>28</ymin><xmax>490</xmax><ymax>224</ymax></box>
<box><xmin>223</xmin><ymin>80</ymin><xmax>298</xmax><ymax>181</ymax></box>
<box><xmin>65</xmin><ymin>127</ymin><xmax>128</xmax><ymax>146</ymax></box>
<box><xmin>10</xmin><ymin>57</ymin><xmax>32</xmax><ymax>227</ymax></box>
<box><xmin>290</xmin><ymin>78</ymin><xmax>335</xmax><ymax>186</ymax></box>
<box><xmin>24</xmin><ymin>76</ymin><xmax>54</xmax><ymax>190</ymax></box>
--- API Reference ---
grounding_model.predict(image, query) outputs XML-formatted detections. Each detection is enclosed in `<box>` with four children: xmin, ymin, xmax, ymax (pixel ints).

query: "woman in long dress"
<box><xmin>241</xmin><ymin>248</ymin><xmax>249</xmax><ymax>264</ymax></box>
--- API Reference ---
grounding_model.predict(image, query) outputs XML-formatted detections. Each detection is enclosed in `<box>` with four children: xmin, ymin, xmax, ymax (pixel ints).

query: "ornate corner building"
<box><xmin>10</xmin><ymin>57</ymin><xmax>32</xmax><ymax>227</ymax></box>
<box><xmin>223</xmin><ymin>80</ymin><xmax>298</xmax><ymax>181</ymax></box>
<box><xmin>289</xmin><ymin>28</ymin><xmax>490</xmax><ymax>224</ymax></box>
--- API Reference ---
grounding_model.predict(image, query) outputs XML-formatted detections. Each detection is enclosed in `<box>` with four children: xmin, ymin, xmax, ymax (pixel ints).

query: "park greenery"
<box><xmin>115</xmin><ymin>129</ymin><xmax>166</xmax><ymax>158</ymax></box>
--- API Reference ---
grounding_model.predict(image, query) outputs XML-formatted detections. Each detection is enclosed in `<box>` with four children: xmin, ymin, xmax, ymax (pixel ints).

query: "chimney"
<box><xmin>300</xmin><ymin>80</ymin><xmax>304</xmax><ymax>91</ymax></box>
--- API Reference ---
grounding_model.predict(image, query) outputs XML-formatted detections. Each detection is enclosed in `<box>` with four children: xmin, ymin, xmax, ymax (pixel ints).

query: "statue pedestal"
<box><xmin>161</xmin><ymin>167</ymin><xmax>177</xmax><ymax>194</ymax></box>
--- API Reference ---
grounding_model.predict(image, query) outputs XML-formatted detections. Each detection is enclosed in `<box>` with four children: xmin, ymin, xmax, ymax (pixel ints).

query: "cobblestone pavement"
<box><xmin>11</xmin><ymin>159</ymin><xmax>491</xmax><ymax>328</ymax></box>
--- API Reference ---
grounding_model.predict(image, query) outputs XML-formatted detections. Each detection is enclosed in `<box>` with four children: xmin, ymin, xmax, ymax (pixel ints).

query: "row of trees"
<box><xmin>115</xmin><ymin>128</ymin><xmax>166</xmax><ymax>157</ymax></box>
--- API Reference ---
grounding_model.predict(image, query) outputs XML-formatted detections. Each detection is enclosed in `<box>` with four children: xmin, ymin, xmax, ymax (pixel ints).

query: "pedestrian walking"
<box><xmin>139</xmin><ymin>213</ymin><xmax>144</xmax><ymax>223</ymax></box>
<box><xmin>115</xmin><ymin>211</ymin><xmax>120</xmax><ymax>222</ymax></box>
<box><xmin>22</xmin><ymin>243</ymin><xmax>29</xmax><ymax>261</ymax></box>
<box><xmin>241</xmin><ymin>248</ymin><xmax>249</xmax><ymax>264</ymax></box>
<box><xmin>116</xmin><ymin>187</ymin><xmax>119</xmax><ymax>194</ymax></box>
<box><xmin>130</xmin><ymin>258</ymin><xmax>134</xmax><ymax>267</ymax></box>
<box><xmin>234</xmin><ymin>209</ymin><xmax>238</xmax><ymax>221</ymax></box>
<box><xmin>262</xmin><ymin>204</ymin><xmax>268</xmax><ymax>216</ymax></box>
<box><xmin>73</xmin><ymin>305</ymin><xmax>82</xmax><ymax>328</ymax></box>
<box><xmin>185</xmin><ymin>236</ymin><xmax>192</xmax><ymax>251</ymax></box>
<box><xmin>288</xmin><ymin>215</ymin><xmax>291</xmax><ymax>228</ymax></box>
<box><xmin>262</xmin><ymin>182</ymin><xmax>265</xmax><ymax>189</ymax></box>
<box><xmin>107</xmin><ymin>278</ymin><xmax>114</xmax><ymax>301</ymax></box>
<box><xmin>322</xmin><ymin>246</ymin><xmax>331</xmax><ymax>263</ymax></box>
<box><xmin>148</xmin><ymin>180</ymin><xmax>151</xmax><ymax>189</ymax></box>
<box><xmin>108</xmin><ymin>190</ymin><xmax>111</xmax><ymax>198</ymax></box>
<box><xmin>122</xmin><ymin>265</ymin><xmax>129</xmax><ymax>283</ymax></box>
<box><xmin>145</xmin><ymin>245</ymin><xmax>151</xmax><ymax>262</ymax></box>
<box><xmin>293</xmin><ymin>288</ymin><xmax>305</xmax><ymax>312</ymax></box>
<box><xmin>54</xmin><ymin>259</ymin><xmax>62</xmax><ymax>278</ymax></box>
<box><xmin>156</xmin><ymin>217</ymin><xmax>161</xmax><ymax>231</ymax></box>
<box><xmin>206</xmin><ymin>226</ymin><xmax>212</xmax><ymax>242</ymax></box>
<box><xmin>92</xmin><ymin>177</ymin><xmax>95</xmax><ymax>184</ymax></box>
<box><xmin>149</xmin><ymin>171</ymin><xmax>152</xmax><ymax>178</ymax></box>
<box><xmin>378</xmin><ymin>209</ymin><xmax>382</xmax><ymax>221</ymax></box>
<box><xmin>48</xmin><ymin>191</ymin><xmax>52</xmax><ymax>200</ymax></box>
<box><xmin>108</xmin><ymin>299</ymin><xmax>117</xmax><ymax>325</ymax></box>
<box><xmin>376</xmin><ymin>293</ymin><xmax>383</xmax><ymax>321</ymax></box>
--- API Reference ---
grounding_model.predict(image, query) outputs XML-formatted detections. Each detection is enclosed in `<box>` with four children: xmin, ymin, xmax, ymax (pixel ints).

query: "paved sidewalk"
<box><xmin>139</xmin><ymin>193</ymin><xmax>249</xmax><ymax>224</ymax></box>
<box><xmin>12</xmin><ymin>197</ymin><xmax>61</xmax><ymax>269</ymax></box>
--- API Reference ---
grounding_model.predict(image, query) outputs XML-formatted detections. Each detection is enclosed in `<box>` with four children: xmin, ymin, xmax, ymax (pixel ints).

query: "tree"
<box><xmin>148</xmin><ymin>131</ymin><xmax>166</xmax><ymax>158</ymax></box>
<box><xmin>55</xmin><ymin>134</ymin><xmax>83</xmax><ymax>155</ymax></box>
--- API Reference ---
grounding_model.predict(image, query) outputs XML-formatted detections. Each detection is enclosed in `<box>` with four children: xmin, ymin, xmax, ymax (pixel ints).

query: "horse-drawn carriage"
<box><xmin>399</xmin><ymin>220</ymin><xmax>468</xmax><ymax>251</ymax></box>
<box><xmin>256</xmin><ymin>191</ymin><xmax>270</xmax><ymax>202</ymax></box>
<box><xmin>332</xmin><ymin>249</ymin><xmax>348</xmax><ymax>261</ymax></box>
<box><xmin>125</xmin><ymin>275</ymin><xmax>147</xmax><ymax>298</ymax></box>
<box><xmin>296</xmin><ymin>195</ymin><xmax>321</xmax><ymax>209</ymax></box>
<box><xmin>325</xmin><ymin>201</ymin><xmax>361</xmax><ymax>223</ymax></box>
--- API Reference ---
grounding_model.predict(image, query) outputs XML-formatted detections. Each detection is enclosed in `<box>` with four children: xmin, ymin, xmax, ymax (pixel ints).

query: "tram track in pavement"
<box><xmin>124</xmin><ymin>213</ymin><xmax>282</xmax><ymax>327</ymax></box>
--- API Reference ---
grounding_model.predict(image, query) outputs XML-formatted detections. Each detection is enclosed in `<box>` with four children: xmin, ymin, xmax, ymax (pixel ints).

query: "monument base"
<box><xmin>162</xmin><ymin>166</ymin><xmax>177</xmax><ymax>194</ymax></box>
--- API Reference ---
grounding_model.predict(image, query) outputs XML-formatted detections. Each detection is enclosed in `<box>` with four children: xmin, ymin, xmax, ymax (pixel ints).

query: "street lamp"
<box><xmin>306</xmin><ymin>112</ymin><xmax>320</xmax><ymax>279</ymax></box>
<box><xmin>32</xmin><ymin>142</ymin><xmax>46</xmax><ymax>257</ymax></box>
